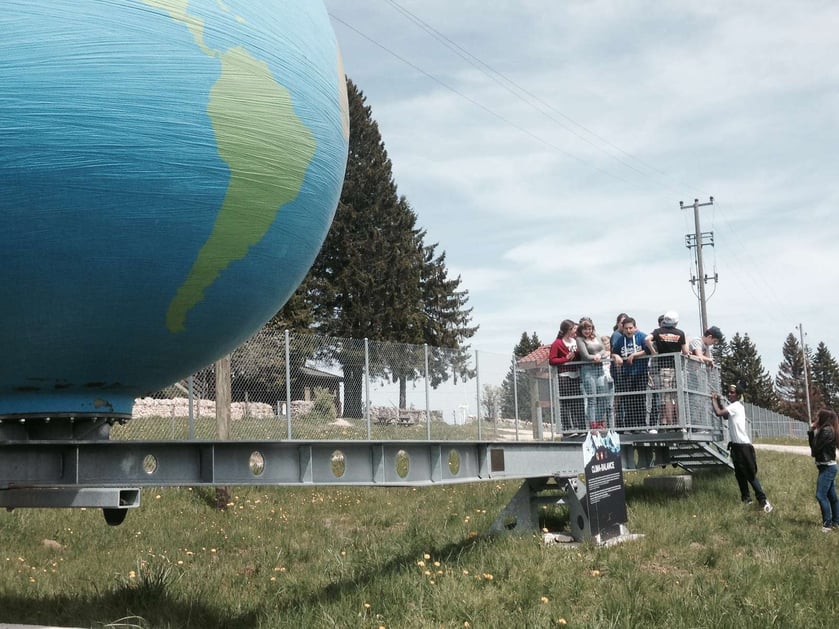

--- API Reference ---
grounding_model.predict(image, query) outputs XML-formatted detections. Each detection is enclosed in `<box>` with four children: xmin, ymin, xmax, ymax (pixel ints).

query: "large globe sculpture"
<box><xmin>0</xmin><ymin>1</ymin><xmax>349</xmax><ymax>423</ymax></box>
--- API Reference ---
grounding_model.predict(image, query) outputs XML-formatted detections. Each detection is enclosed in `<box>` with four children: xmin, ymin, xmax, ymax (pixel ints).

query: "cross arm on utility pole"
<box><xmin>679</xmin><ymin>197</ymin><xmax>715</xmax><ymax>333</ymax></box>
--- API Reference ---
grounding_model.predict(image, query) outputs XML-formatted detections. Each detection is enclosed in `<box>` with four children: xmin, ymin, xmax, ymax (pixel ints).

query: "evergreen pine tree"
<box><xmin>500</xmin><ymin>332</ymin><xmax>543</xmax><ymax>420</ymax></box>
<box><xmin>718</xmin><ymin>332</ymin><xmax>776</xmax><ymax>409</ymax></box>
<box><xmin>811</xmin><ymin>341</ymin><xmax>839</xmax><ymax>410</ymax></box>
<box><xmin>277</xmin><ymin>79</ymin><xmax>475</xmax><ymax>417</ymax></box>
<box><xmin>774</xmin><ymin>332</ymin><xmax>818</xmax><ymax>421</ymax></box>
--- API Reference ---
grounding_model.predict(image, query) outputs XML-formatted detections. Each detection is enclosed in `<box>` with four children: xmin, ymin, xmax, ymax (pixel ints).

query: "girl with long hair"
<box><xmin>576</xmin><ymin>317</ymin><xmax>609</xmax><ymax>429</ymax></box>
<box><xmin>808</xmin><ymin>408</ymin><xmax>839</xmax><ymax>531</ymax></box>
<box><xmin>548</xmin><ymin>319</ymin><xmax>583</xmax><ymax>431</ymax></box>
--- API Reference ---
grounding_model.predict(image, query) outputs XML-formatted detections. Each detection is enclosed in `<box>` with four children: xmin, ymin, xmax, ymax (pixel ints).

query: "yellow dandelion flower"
<box><xmin>462</xmin><ymin>569</ymin><xmax>469</xmax><ymax>575</ymax></box>
<box><xmin>155</xmin><ymin>495</ymin><xmax>161</xmax><ymax>500</ymax></box>
<box><xmin>270</xmin><ymin>576</ymin><xmax>276</xmax><ymax>582</ymax></box>
<box><xmin>591</xmin><ymin>569</ymin><xmax>601</xmax><ymax>577</ymax></box>
<box><xmin>558</xmin><ymin>619</ymin><xmax>567</xmax><ymax>625</ymax></box>
<box><xmin>423</xmin><ymin>553</ymin><xmax>431</xmax><ymax>560</ymax></box>
<box><xmin>483</xmin><ymin>573</ymin><xmax>493</xmax><ymax>581</ymax></box>
<box><xmin>540</xmin><ymin>596</ymin><xmax>549</xmax><ymax>604</ymax></box>
<box><xmin>417</xmin><ymin>560</ymin><xmax>426</xmax><ymax>567</ymax></box>
<box><xmin>128</xmin><ymin>571</ymin><xmax>136</xmax><ymax>579</ymax></box>
<box><xmin>433</xmin><ymin>561</ymin><xmax>440</xmax><ymax>567</ymax></box>
<box><xmin>363</xmin><ymin>602</ymin><xmax>371</xmax><ymax>609</ymax></box>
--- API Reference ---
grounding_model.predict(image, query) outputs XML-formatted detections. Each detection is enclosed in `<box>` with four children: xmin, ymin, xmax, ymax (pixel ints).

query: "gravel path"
<box><xmin>754</xmin><ymin>443</ymin><xmax>809</xmax><ymax>456</ymax></box>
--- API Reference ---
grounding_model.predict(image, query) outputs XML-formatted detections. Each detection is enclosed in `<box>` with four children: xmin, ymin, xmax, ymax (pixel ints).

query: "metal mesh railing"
<box><xmin>541</xmin><ymin>353</ymin><xmax>724</xmax><ymax>437</ymax></box>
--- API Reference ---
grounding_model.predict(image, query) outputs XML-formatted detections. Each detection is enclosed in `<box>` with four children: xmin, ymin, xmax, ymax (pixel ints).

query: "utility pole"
<box><xmin>680</xmin><ymin>197</ymin><xmax>717</xmax><ymax>333</ymax></box>
<box><xmin>797</xmin><ymin>323</ymin><xmax>812</xmax><ymax>424</ymax></box>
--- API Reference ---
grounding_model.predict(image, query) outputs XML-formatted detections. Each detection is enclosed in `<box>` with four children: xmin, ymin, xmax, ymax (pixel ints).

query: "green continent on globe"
<box><xmin>143</xmin><ymin>0</ymin><xmax>317</xmax><ymax>333</ymax></box>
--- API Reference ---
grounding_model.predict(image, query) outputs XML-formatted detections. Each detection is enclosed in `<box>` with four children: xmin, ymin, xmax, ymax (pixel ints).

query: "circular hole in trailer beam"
<box><xmin>142</xmin><ymin>454</ymin><xmax>158</xmax><ymax>475</ymax></box>
<box><xmin>249</xmin><ymin>451</ymin><xmax>265</xmax><ymax>477</ymax></box>
<box><xmin>330</xmin><ymin>450</ymin><xmax>346</xmax><ymax>478</ymax></box>
<box><xmin>395</xmin><ymin>450</ymin><xmax>410</xmax><ymax>479</ymax></box>
<box><xmin>448</xmin><ymin>449</ymin><xmax>461</xmax><ymax>475</ymax></box>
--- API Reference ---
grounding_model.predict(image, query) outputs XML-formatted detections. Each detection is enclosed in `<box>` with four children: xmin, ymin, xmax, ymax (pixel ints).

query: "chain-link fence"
<box><xmin>746</xmin><ymin>403</ymin><xmax>807</xmax><ymax>440</ymax></box>
<box><xmin>117</xmin><ymin>329</ymin><xmax>522</xmax><ymax>442</ymax></box>
<box><xmin>114</xmin><ymin>332</ymin><xmax>798</xmax><ymax>443</ymax></box>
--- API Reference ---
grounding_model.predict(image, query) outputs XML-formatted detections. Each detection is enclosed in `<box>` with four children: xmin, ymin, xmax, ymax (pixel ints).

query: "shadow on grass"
<box><xmin>0</xmin><ymin>582</ymin><xmax>258</xmax><ymax>628</ymax></box>
<box><xmin>275</xmin><ymin>533</ymin><xmax>493</xmax><ymax>615</ymax></box>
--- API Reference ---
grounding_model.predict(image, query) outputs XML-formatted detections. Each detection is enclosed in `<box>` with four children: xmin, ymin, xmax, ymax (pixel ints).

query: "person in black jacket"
<box><xmin>808</xmin><ymin>408</ymin><xmax>839</xmax><ymax>532</ymax></box>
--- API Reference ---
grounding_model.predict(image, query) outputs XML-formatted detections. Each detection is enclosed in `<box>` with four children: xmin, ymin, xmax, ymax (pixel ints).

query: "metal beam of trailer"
<box><xmin>0</xmin><ymin>440</ymin><xmax>588</xmax><ymax>488</ymax></box>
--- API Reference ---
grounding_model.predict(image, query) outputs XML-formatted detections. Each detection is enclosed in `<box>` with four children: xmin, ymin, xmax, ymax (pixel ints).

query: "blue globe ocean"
<box><xmin>0</xmin><ymin>1</ymin><xmax>349</xmax><ymax>418</ymax></box>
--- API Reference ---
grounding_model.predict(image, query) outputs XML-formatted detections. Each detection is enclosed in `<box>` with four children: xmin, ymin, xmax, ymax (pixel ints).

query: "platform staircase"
<box><xmin>665</xmin><ymin>439</ymin><xmax>732</xmax><ymax>472</ymax></box>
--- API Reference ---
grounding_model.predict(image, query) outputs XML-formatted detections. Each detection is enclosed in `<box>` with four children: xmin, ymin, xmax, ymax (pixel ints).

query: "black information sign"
<box><xmin>582</xmin><ymin>431</ymin><xmax>627</xmax><ymax>540</ymax></box>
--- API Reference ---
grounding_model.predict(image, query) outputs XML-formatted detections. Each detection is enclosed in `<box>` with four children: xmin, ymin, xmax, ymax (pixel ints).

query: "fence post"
<box><xmin>425</xmin><ymin>343</ymin><xmax>431</xmax><ymax>440</ymax></box>
<box><xmin>512</xmin><ymin>355</ymin><xmax>519</xmax><ymax>441</ymax></box>
<box><xmin>215</xmin><ymin>355</ymin><xmax>231</xmax><ymax>440</ymax></box>
<box><xmin>364</xmin><ymin>337</ymin><xmax>371</xmax><ymax>440</ymax></box>
<box><xmin>676</xmin><ymin>355</ymin><xmax>686</xmax><ymax>432</ymax></box>
<box><xmin>285</xmin><ymin>329</ymin><xmax>292</xmax><ymax>439</ymax></box>
<box><xmin>475</xmin><ymin>350</ymin><xmax>482</xmax><ymax>440</ymax></box>
<box><xmin>187</xmin><ymin>374</ymin><xmax>195</xmax><ymax>440</ymax></box>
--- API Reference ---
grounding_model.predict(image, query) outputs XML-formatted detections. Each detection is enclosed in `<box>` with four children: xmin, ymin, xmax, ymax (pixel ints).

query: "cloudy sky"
<box><xmin>322</xmin><ymin>0</ymin><xmax>838</xmax><ymax>376</ymax></box>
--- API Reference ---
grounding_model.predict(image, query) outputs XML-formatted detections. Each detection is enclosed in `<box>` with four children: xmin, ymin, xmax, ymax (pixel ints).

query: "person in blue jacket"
<box><xmin>611</xmin><ymin>317</ymin><xmax>649</xmax><ymax>429</ymax></box>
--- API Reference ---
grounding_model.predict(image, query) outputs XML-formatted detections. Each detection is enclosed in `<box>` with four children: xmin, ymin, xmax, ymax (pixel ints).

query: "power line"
<box><xmin>329</xmin><ymin>13</ymin><xmax>644</xmax><ymax>188</ymax></box>
<box><xmin>379</xmin><ymin>0</ymin><xmax>710</xmax><ymax>198</ymax></box>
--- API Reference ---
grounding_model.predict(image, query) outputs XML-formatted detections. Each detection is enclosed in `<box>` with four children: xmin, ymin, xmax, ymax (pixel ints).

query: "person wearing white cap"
<box><xmin>646</xmin><ymin>310</ymin><xmax>688</xmax><ymax>427</ymax></box>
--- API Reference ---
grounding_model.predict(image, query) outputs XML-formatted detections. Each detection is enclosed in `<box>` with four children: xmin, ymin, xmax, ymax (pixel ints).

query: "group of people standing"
<box><xmin>547</xmin><ymin>312</ymin><xmax>839</xmax><ymax>530</ymax></box>
<box><xmin>547</xmin><ymin>311</ymin><xmax>724</xmax><ymax>432</ymax></box>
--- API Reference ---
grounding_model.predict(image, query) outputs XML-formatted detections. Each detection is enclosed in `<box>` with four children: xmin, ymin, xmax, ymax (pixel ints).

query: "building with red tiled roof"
<box><xmin>516</xmin><ymin>345</ymin><xmax>553</xmax><ymax>436</ymax></box>
<box><xmin>516</xmin><ymin>345</ymin><xmax>550</xmax><ymax>369</ymax></box>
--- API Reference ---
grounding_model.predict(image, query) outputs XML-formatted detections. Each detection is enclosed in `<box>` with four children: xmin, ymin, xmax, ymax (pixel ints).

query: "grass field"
<box><xmin>0</xmin><ymin>444</ymin><xmax>836</xmax><ymax>628</ymax></box>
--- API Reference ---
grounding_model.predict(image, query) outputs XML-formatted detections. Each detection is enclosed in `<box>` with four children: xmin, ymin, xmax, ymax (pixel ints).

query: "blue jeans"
<box><xmin>816</xmin><ymin>464</ymin><xmax>839</xmax><ymax>527</ymax></box>
<box><xmin>580</xmin><ymin>364</ymin><xmax>608</xmax><ymax>426</ymax></box>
